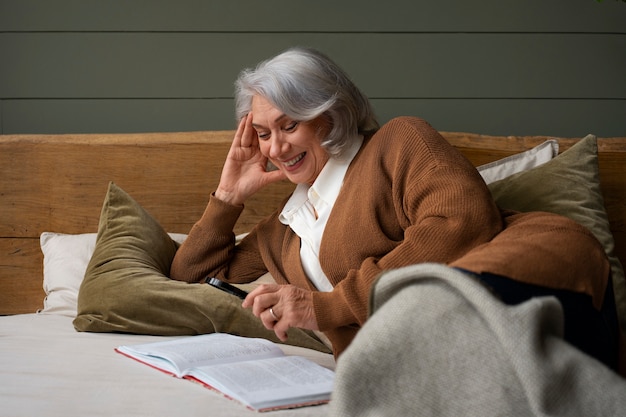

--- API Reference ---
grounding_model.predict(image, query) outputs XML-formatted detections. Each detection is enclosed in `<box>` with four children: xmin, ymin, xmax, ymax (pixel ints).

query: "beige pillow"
<box><xmin>477</xmin><ymin>139</ymin><xmax>559</xmax><ymax>184</ymax></box>
<box><xmin>73</xmin><ymin>182</ymin><xmax>330</xmax><ymax>353</ymax></box>
<box><xmin>488</xmin><ymin>135</ymin><xmax>626</xmax><ymax>331</ymax></box>
<box><xmin>40</xmin><ymin>231</ymin><xmax>187</xmax><ymax>317</ymax></box>
<box><xmin>40</xmin><ymin>232</ymin><xmax>97</xmax><ymax>317</ymax></box>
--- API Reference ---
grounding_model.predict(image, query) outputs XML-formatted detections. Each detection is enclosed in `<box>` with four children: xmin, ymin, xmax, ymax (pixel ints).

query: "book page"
<box><xmin>116</xmin><ymin>333</ymin><xmax>284</xmax><ymax>376</ymax></box>
<box><xmin>188</xmin><ymin>356</ymin><xmax>335</xmax><ymax>411</ymax></box>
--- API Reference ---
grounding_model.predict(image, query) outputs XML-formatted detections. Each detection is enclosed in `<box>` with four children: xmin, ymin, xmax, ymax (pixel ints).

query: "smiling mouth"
<box><xmin>283</xmin><ymin>152</ymin><xmax>306</xmax><ymax>168</ymax></box>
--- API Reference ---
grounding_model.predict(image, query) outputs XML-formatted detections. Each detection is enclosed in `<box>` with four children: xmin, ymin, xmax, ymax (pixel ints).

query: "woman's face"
<box><xmin>251</xmin><ymin>95</ymin><xmax>330</xmax><ymax>185</ymax></box>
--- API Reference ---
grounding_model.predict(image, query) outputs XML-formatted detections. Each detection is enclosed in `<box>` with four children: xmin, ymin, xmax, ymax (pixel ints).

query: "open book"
<box><xmin>115</xmin><ymin>333</ymin><xmax>334</xmax><ymax>412</ymax></box>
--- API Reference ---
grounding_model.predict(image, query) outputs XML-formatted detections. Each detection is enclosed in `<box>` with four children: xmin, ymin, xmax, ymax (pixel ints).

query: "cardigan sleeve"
<box><xmin>169</xmin><ymin>194</ymin><xmax>266</xmax><ymax>283</ymax></box>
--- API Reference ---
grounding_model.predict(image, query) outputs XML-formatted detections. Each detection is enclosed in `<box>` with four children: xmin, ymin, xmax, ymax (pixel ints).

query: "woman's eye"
<box><xmin>257</xmin><ymin>132</ymin><xmax>270</xmax><ymax>140</ymax></box>
<box><xmin>284</xmin><ymin>122</ymin><xmax>298</xmax><ymax>132</ymax></box>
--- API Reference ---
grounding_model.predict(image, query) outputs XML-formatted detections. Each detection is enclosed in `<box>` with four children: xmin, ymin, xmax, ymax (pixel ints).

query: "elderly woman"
<box><xmin>170</xmin><ymin>47</ymin><xmax>619</xmax><ymax>370</ymax></box>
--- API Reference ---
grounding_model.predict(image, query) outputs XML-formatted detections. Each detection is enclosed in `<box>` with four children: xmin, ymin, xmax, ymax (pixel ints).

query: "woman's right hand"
<box><xmin>215</xmin><ymin>113</ymin><xmax>286</xmax><ymax>205</ymax></box>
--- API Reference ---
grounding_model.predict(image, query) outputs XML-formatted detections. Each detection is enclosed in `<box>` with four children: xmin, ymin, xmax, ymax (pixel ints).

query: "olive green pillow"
<box><xmin>488</xmin><ymin>135</ymin><xmax>626</xmax><ymax>332</ymax></box>
<box><xmin>73</xmin><ymin>182</ymin><xmax>330</xmax><ymax>353</ymax></box>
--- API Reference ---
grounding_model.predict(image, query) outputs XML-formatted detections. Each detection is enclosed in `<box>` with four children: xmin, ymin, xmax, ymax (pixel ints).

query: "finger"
<box><xmin>268</xmin><ymin>306</ymin><xmax>280</xmax><ymax>322</ymax></box>
<box><xmin>245</xmin><ymin>113</ymin><xmax>259</xmax><ymax>148</ymax></box>
<box><xmin>272</xmin><ymin>311</ymin><xmax>290</xmax><ymax>342</ymax></box>
<box><xmin>251</xmin><ymin>293</ymin><xmax>281</xmax><ymax>318</ymax></box>
<box><xmin>259</xmin><ymin>168</ymin><xmax>287</xmax><ymax>186</ymax></box>
<box><xmin>274</xmin><ymin>325</ymin><xmax>289</xmax><ymax>342</ymax></box>
<box><xmin>239</xmin><ymin>113</ymin><xmax>256</xmax><ymax>148</ymax></box>
<box><xmin>242</xmin><ymin>284</ymin><xmax>280</xmax><ymax>308</ymax></box>
<box><xmin>231</xmin><ymin>115</ymin><xmax>248</xmax><ymax>148</ymax></box>
<box><xmin>252</xmin><ymin>171</ymin><xmax>288</xmax><ymax>195</ymax></box>
<box><xmin>260</xmin><ymin>307</ymin><xmax>279</xmax><ymax>330</ymax></box>
<box><xmin>261</xmin><ymin>307</ymin><xmax>289</xmax><ymax>341</ymax></box>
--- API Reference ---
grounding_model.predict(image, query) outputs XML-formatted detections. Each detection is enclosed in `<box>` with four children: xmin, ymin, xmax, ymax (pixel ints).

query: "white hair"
<box><xmin>234</xmin><ymin>47</ymin><xmax>379</xmax><ymax>157</ymax></box>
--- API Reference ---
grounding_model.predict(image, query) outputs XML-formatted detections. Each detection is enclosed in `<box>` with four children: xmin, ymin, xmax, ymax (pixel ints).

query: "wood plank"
<box><xmin>0</xmin><ymin>238</ymin><xmax>45</xmax><ymax>314</ymax></box>
<box><xmin>0</xmin><ymin>131</ymin><xmax>294</xmax><ymax>238</ymax></box>
<box><xmin>441</xmin><ymin>133</ymin><xmax>626</xmax><ymax>154</ymax></box>
<box><xmin>2</xmin><ymin>33</ymin><xmax>624</xmax><ymax>99</ymax></box>
<box><xmin>3</xmin><ymin>98</ymin><xmax>624</xmax><ymax>138</ymax></box>
<box><xmin>1</xmin><ymin>0</ymin><xmax>625</xmax><ymax>33</ymax></box>
<box><xmin>1</xmin><ymin>131</ymin><xmax>624</xmax><ymax>316</ymax></box>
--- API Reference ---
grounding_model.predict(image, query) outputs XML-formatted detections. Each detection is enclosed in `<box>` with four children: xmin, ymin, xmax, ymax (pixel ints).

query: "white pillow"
<box><xmin>39</xmin><ymin>232</ymin><xmax>188</xmax><ymax>317</ymax></box>
<box><xmin>477</xmin><ymin>140</ymin><xmax>559</xmax><ymax>184</ymax></box>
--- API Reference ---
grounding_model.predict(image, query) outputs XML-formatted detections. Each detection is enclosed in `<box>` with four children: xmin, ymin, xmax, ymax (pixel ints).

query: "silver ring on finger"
<box><xmin>269</xmin><ymin>307</ymin><xmax>279</xmax><ymax>321</ymax></box>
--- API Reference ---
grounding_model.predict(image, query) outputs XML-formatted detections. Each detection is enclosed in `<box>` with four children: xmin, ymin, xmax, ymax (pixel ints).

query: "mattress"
<box><xmin>0</xmin><ymin>313</ymin><xmax>335</xmax><ymax>417</ymax></box>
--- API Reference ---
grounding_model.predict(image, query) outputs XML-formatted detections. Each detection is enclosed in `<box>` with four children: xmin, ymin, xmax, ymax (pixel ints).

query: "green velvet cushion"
<box><xmin>73</xmin><ymin>182</ymin><xmax>330</xmax><ymax>353</ymax></box>
<box><xmin>488</xmin><ymin>135</ymin><xmax>626</xmax><ymax>331</ymax></box>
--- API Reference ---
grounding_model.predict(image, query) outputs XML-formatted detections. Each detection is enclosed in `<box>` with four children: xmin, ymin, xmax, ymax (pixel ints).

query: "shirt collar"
<box><xmin>310</xmin><ymin>134</ymin><xmax>363</xmax><ymax>206</ymax></box>
<box><xmin>279</xmin><ymin>134</ymin><xmax>363</xmax><ymax>224</ymax></box>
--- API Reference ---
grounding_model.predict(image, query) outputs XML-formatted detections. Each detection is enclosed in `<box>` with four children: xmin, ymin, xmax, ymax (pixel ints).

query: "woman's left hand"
<box><xmin>242</xmin><ymin>284</ymin><xmax>319</xmax><ymax>341</ymax></box>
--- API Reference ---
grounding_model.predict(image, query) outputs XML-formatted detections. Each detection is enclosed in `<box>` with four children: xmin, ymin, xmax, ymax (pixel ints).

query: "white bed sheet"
<box><xmin>0</xmin><ymin>313</ymin><xmax>335</xmax><ymax>417</ymax></box>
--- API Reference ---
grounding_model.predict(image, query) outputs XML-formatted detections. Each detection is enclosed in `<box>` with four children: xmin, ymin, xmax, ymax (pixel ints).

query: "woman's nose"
<box><xmin>268</xmin><ymin>134</ymin><xmax>288</xmax><ymax>159</ymax></box>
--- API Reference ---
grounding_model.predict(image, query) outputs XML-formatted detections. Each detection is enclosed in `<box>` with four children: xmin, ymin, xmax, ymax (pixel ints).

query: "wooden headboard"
<box><xmin>1</xmin><ymin>131</ymin><xmax>625</xmax><ymax>315</ymax></box>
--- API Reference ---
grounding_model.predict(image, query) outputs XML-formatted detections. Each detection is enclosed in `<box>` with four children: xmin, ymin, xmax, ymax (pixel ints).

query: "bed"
<box><xmin>1</xmin><ymin>124</ymin><xmax>625</xmax><ymax>416</ymax></box>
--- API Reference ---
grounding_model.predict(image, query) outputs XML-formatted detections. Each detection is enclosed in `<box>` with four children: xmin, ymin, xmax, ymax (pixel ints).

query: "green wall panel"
<box><xmin>2</xmin><ymin>33</ymin><xmax>624</xmax><ymax>98</ymax></box>
<box><xmin>0</xmin><ymin>0</ymin><xmax>624</xmax><ymax>135</ymax></box>
<box><xmin>2</xmin><ymin>0</ymin><xmax>625</xmax><ymax>33</ymax></box>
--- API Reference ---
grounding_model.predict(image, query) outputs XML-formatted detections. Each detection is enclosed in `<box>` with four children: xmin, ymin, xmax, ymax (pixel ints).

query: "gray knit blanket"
<box><xmin>330</xmin><ymin>263</ymin><xmax>626</xmax><ymax>416</ymax></box>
